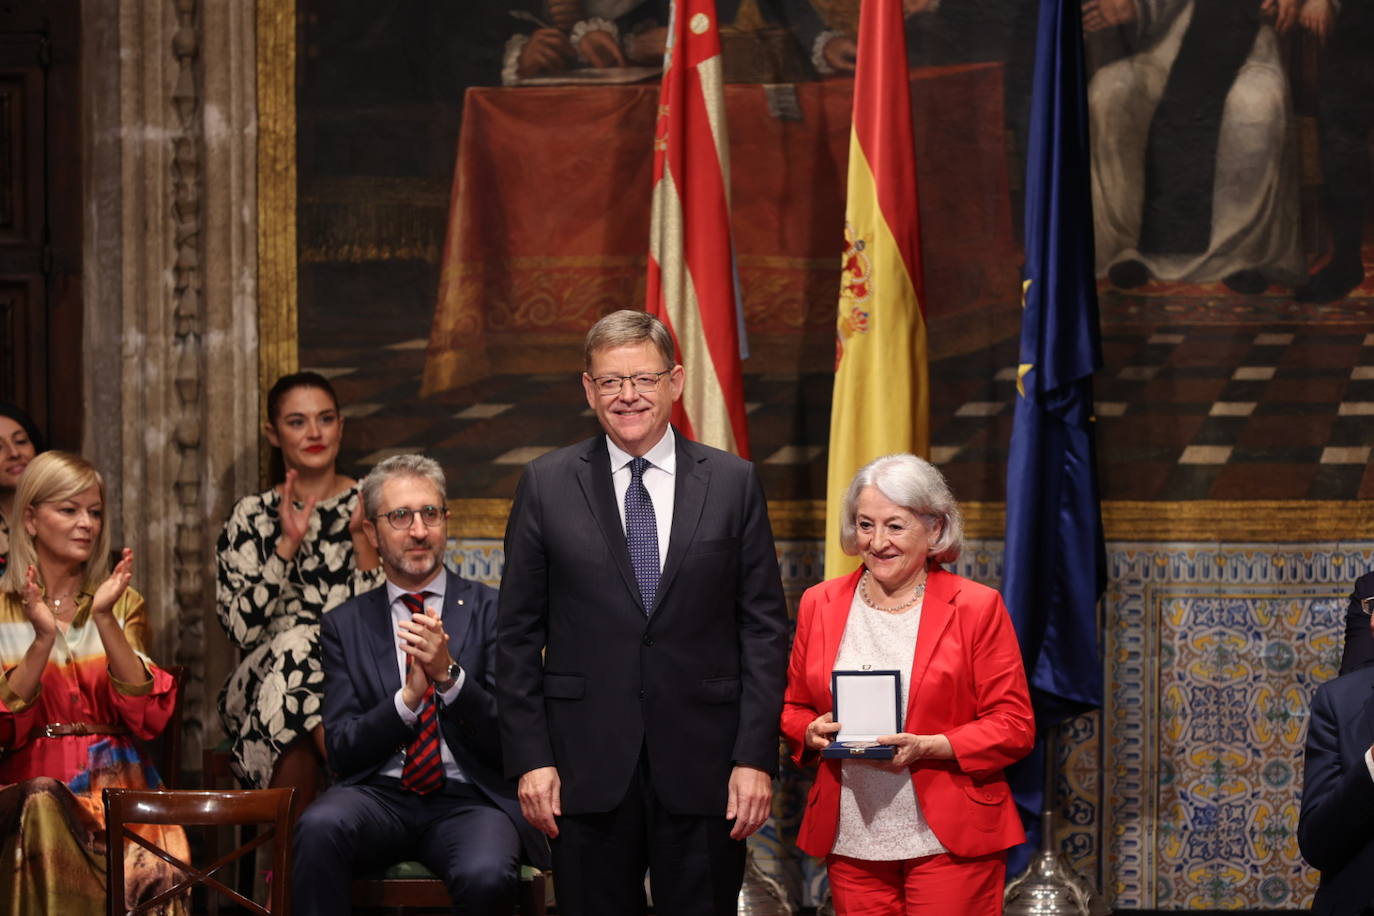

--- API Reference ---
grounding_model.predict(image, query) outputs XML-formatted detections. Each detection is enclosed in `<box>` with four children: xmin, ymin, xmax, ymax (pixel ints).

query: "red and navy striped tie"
<box><xmin>399</xmin><ymin>591</ymin><xmax>444</xmax><ymax>794</ymax></box>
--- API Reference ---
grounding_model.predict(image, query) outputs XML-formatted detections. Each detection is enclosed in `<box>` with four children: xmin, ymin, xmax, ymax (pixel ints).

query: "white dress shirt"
<box><xmin>380</xmin><ymin>569</ymin><xmax>468</xmax><ymax>782</ymax></box>
<box><xmin>607</xmin><ymin>427</ymin><xmax>676</xmax><ymax>572</ymax></box>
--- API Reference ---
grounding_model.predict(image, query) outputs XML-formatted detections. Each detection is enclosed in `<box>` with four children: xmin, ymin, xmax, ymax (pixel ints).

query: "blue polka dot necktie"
<box><xmin>625</xmin><ymin>457</ymin><xmax>660</xmax><ymax>614</ymax></box>
<box><xmin>398</xmin><ymin>591</ymin><xmax>444</xmax><ymax>794</ymax></box>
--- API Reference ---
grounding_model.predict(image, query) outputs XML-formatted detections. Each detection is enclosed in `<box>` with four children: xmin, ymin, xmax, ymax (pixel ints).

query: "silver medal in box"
<box><xmin>821</xmin><ymin>669</ymin><xmax>902</xmax><ymax>759</ymax></box>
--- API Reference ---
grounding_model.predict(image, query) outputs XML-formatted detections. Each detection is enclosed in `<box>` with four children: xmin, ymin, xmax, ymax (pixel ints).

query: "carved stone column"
<box><xmin>82</xmin><ymin>0</ymin><xmax>260</xmax><ymax>773</ymax></box>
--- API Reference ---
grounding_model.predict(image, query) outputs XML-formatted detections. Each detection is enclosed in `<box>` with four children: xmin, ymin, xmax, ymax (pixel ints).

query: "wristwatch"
<box><xmin>434</xmin><ymin>660</ymin><xmax>461</xmax><ymax>692</ymax></box>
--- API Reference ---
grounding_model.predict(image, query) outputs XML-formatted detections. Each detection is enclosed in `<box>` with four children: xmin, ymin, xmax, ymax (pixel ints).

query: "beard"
<box><xmin>382</xmin><ymin>538</ymin><xmax>442</xmax><ymax>583</ymax></box>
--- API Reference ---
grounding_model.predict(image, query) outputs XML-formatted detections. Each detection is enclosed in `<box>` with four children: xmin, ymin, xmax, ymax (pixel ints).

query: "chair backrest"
<box><xmin>143</xmin><ymin>664</ymin><xmax>188</xmax><ymax>788</ymax></box>
<box><xmin>103</xmin><ymin>787</ymin><xmax>295</xmax><ymax>916</ymax></box>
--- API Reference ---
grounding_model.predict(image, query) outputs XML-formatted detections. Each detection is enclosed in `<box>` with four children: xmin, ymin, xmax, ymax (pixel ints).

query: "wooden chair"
<box><xmin>350</xmin><ymin>861</ymin><xmax>548</xmax><ymax>915</ymax></box>
<box><xmin>103</xmin><ymin>787</ymin><xmax>295</xmax><ymax>916</ymax></box>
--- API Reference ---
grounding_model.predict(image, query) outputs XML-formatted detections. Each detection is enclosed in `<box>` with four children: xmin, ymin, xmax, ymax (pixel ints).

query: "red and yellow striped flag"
<box><xmin>824</xmin><ymin>0</ymin><xmax>929</xmax><ymax>576</ymax></box>
<box><xmin>645</xmin><ymin>0</ymin><xmax>750</xmax><ymax>458</ymax></box>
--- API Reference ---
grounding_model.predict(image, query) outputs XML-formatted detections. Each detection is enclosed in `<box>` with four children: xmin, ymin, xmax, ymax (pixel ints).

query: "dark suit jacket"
<box><xmin>1340</xmin><ymin>572</ymin><xmax>1374</xmax><ymax>675</ymax></box>
<box><xmin>1299</xmin><ymin>665</ymin><xmax>1374</xmax><ymax>916</ymax></box>
<box><xmin>320</xmin><ymin>568</ymin><xmax>548</xmax><ymax>868</ymax></box>
<box><xmin>496</xmin><ymin>431</ymin><xmax>790</xmax><ymax>817</ymax></box>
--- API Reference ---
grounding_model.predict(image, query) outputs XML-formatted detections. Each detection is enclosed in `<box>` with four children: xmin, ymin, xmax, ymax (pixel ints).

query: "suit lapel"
<box><xmin>657</xmin><ymin>433</ymin><xmax>707</xmax><ymax>609</ymax></box>
<box><xmin>441</xmin><ymin>569</ymin><xmax>475</xmax><ymax>664</ymax></box>
<box><xmin>906</xmin><ymin>567</ymin><xmax>955</xmax><ymax>725</ymax></box>
<box><xmin>360</xmin><ymin>587</ymin><xmax>400</xmax><ymax>695</ymax></box>
<box><xmin>575</xmin><ymin>436</ymin><xmax>642</xmax><ymax>609</ymax></box>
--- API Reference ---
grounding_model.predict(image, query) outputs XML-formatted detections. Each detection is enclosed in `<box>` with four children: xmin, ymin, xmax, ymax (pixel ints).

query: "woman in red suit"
<box><xmin>781</xmin><ymin>453</ymin><xmax>1035</xmax><ymax>915</ymax></box>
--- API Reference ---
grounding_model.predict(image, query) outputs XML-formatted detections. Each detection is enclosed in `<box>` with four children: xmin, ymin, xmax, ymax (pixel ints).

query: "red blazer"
<box><xmin>780</xmin><ymin>566</ymin><xmax>1035</xmax><ymax>859</ymax></box>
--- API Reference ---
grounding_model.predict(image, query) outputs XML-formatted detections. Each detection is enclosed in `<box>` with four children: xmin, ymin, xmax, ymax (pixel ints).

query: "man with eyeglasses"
<box><xmin>1300</xmin><ymin>599</ymin><xmax>1374</xmax><ymax>915</ymax></box>
<box><xmin>292</xmin><ymin>454</ymin><xmax>547</xmax><ymax>916</ymax></box>
<box><xmin>496</xmin><ymin>310</ymin><xmax>789</xmax><ymax>916</ymax></box>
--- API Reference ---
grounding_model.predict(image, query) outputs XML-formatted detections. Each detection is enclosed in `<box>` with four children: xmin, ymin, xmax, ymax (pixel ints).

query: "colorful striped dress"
<box><xmin>0</xmin><ymin>588</ymin><xmax>187</xmax><ymax>914</ymax></box>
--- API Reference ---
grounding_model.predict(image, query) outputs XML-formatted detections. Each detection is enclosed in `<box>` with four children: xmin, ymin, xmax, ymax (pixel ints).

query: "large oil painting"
<box><xmin>272</xmin><ymin>0</ymin><xmax>1374</xmax><ymax>533</ymax></box>
<box><xmin>258</xmin><ymin>3</ymin><xmax>1374</xmax><ymax>908</ymax></box>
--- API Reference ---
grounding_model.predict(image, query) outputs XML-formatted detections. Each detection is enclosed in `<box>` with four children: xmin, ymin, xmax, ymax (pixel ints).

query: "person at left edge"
<box><xmin>292</xmin><ymin>454</ymin><xmax>548</xmax><ymax>916</ymax></box>
<box><xmin>0</xmin><ymin>451</ymin><xmax>186</xmax><ymax>914</ymax></box>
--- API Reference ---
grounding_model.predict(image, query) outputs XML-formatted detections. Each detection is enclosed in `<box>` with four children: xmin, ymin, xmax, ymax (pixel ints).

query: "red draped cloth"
<box><xmin>425</xmin><ymin>66</ymin><xmax>1017</xmax><ymax>394</ymax></box>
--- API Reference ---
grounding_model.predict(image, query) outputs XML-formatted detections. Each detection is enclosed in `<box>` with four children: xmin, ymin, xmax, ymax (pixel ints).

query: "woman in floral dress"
<box><xmin>0</xmin><ymin>451</ymin><xmax>185</xmax><ymax>914</ymax></box>
<box><xmin>217</xmin><ymin>372</ymin><xmax>381</xmax><ymax>805</ymax></box>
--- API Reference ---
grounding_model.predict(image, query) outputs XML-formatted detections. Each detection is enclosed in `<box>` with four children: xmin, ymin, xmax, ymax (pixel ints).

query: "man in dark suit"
<box><xmin>1299</xmin><ymin>607</ymin><xmax>1374</xmax><ymax>915</ymax></box>
<box><xmin>495</xmin><ymin>310</ymin><xmax>790</xmax><ymax>916</ymax></box>
<box><xmin>292</xmin><ymin>454</ymin><xmax>547</xmax><ymax>916</ymax></box>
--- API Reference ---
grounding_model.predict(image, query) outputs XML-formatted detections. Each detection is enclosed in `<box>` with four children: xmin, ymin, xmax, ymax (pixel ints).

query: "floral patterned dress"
<box><xmin>216</xmin><ymin>485</ymin><xmax>382</xmax><ymax>788</ymax></box>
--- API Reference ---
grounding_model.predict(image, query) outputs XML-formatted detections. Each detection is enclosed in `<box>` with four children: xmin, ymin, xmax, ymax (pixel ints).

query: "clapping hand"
<box><xmin>21</xmin><ymin>565</ymin><xmax>57</xmax><ymax>639</ymax></box>
<box><xmin>91</xmin><ymin>548</ymin><xmax>134</xmax><ymax>619</ymax></box>
<box><xmin>401</xmin><ymin>640</ymin><xmax>433</xmax><ymax>711</ymax></box>
<box><xmin>398</xmin><ymin>606</ymin><xmax>452</xmax><ymax>709</ymax></box>
<box><xmin>275</xmin><ymin>469</ymin><xmax>317</xmax><ymax>561</ymax></box>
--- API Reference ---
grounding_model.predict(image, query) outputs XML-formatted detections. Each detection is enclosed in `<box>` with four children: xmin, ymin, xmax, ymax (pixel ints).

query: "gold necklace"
<box><xmin>859</xmin><ymin>570</ymin><xmax>926</xmax><ymax>614</ymax></box>
<box><xmin>47</xmin><ymin>590</ymin><xmax>79</xmax><ymax>609</ymax></box>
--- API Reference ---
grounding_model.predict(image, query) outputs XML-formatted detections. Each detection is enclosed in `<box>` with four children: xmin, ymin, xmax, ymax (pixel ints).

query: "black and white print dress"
<box><xmin>216</xmin><ymin>485</ymin><xmax>383</xmax><ymax>788</ymax></box>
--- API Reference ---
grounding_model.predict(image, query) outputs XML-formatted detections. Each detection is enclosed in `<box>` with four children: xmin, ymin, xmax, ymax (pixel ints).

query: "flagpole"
<box><xmin>1003</xmin><ymin>724</ymin><xmax>1111</xmax><ymax>916</ymax></box>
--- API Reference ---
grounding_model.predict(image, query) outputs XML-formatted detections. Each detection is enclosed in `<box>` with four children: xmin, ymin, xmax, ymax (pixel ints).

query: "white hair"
<box><xmin>838</xmin><ymin>453</ymin><xmax>963</xmax><ymax>563</ymax></box>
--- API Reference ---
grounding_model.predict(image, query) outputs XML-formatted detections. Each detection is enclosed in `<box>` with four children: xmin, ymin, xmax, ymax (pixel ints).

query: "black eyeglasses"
<box><xmin>589</xmin><ymin>369</ymin><xmax>672</xmax><ymax>396</ymax></box>
<box><xmin>1362</xmin><ymin>596</ymin><xmax>1374</xmax><ymax>617</ymax></box>
<box><xmin>375</xmin><ymin>505</ymin><xmax>449</xmax><ymax>530</ymax></box>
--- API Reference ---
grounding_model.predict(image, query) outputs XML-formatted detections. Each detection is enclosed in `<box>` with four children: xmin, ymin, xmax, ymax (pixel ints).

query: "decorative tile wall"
<box><xmin>445</xmin><ymin>537</ymin><xmax>1351</xmax><ymax>911</ymax></box>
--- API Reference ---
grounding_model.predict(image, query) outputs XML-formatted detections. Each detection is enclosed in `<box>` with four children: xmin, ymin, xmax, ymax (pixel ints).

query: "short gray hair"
<box><xmin>838</xmin><ymin>453</ymin><xmax>963</xmax><ymax>564</ymax></box>
<box><xmin>584</xmin><ymin>310</ymin><xmax>676</xmax><ymax>370</ymax></box>
<box><xmin>361</xmin><ymin>454</ymin><xmax>447</xmax><ymax>518</ymax></box>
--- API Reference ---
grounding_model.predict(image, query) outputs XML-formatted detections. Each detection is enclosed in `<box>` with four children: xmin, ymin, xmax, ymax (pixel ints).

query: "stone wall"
<box><xmin>81</xmin><ymin>0</ymin><xmax>260</xmax><ymax>769</ymax></box>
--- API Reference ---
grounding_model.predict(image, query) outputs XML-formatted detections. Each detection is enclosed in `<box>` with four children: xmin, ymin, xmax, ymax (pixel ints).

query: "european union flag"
<box><xmin>1001</xmin><ymin>0</ymin><xmax>1106</xmax><ymax>869</ymax></box>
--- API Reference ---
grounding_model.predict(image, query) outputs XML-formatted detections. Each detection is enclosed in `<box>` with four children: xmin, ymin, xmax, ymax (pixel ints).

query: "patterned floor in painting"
<box><xmin>301</xmin><ymin>259</ymin><xmax>1374</xmax><ymax>503</ymax></box>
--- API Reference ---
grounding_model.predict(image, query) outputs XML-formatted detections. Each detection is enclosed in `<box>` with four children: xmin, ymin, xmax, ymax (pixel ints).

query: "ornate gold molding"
<box><xmin>256</xmin><ymin>0</ymin><xmax>298</xmax><ymax>405</ymax></box>
<box><xmin>446</xmin><ymin>497</ymin><xmax>1374</xmax><ymax>543</ymax></box>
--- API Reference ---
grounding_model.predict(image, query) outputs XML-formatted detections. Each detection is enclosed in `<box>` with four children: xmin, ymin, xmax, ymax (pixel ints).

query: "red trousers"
<box><xmin>826</xmin><ymin>849</ymin><xmax>1007</xmax><ymax>916</ymax></box>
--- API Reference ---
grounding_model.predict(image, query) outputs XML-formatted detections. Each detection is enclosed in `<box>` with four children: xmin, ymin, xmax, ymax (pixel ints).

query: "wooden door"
<box><xmin>0</xmin><ymin>2</ymin><xmax>80</xmax><ymax>448</ymax></box>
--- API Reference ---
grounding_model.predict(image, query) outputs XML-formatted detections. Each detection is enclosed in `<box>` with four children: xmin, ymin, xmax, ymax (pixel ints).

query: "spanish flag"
<box><xmin>824</xmin><ymin>0</ymin><xmax>929</xmax><ymax>576</ymax></box>
<box><xmin>646</xmin><ymin>0</ymin><xmax>750</xmax><ymax>458</ymax></box>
